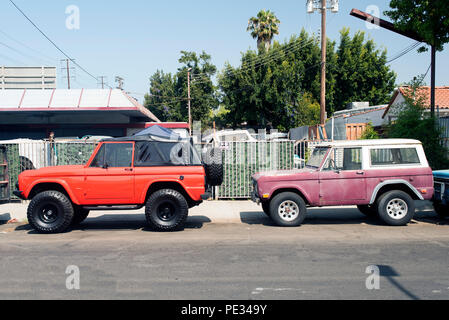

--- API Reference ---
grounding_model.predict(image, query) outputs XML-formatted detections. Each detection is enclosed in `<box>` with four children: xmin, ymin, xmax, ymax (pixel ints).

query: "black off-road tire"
<box><xmin>376</xmin><ymin>190</ymin><xmax>415</xmax><ymax>226</ymax></box>
<box><xmin>204</xmin><ymin>147</ymin><xmax>223</xmax><ymax>187</ymax></box>
<box><xmin>145</xmin><ymin>189</ymin><xmax>189</xmax><ymax>232</ymax></box>
<box><xmin>27</xmin><ymin>191</ymin><xmax>74</xmax><ymax>234</ymax></box>
<box><xmin>269</xmin><ymin>192</ymin><xmax>307</xmax><ymax>227</ymax></box>
<box><xmin>71</xmin><ymin>207</ymin><xmax>90</xmax><ymax>226</ymax></box>
<box><xmin>357</xmin><ymin>205</ymin><xmax>378</xmax><ymax>217</ymax></box>
<box><xmin>434</xmin><ymin>202</ymin><xmax>449</xmax><ymax>218</ymax></box>
<box><xmin>262</xmin><ymin>202</ymin><xmax>271</xmax><ymax>216</ymax></box>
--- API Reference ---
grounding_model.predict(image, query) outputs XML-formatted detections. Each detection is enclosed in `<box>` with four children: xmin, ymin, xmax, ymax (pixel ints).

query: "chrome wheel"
<box><xmin>386</xmin><ymin>198</ymin><xmax>408</xmax><ymax>220</ymax></box>
<box><xmin>278</xmin><ymin>200</ymin><xmax>299</xmax><ymax>222</ymax></box>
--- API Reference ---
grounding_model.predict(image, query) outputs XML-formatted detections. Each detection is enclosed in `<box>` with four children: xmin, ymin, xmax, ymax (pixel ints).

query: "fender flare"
<box><xmin>25</xmin><ymin>179</ymin><xmax>81</xmax><ymax>205</ymax></box>
<box><xmin>369</xmin><ymin>179</ymin><xmax>424</xmax><ymax>205</ymax></box>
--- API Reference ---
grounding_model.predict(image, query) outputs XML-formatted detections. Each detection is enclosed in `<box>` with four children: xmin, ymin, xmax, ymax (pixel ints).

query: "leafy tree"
<box><xmin>219</xmin><ymin>28</ymin><xmax>395</xmax><ymax>129</ymax></box>
<box><xmin>386</xmin><ymin>77</ymin><xmax>449</xmax><ymax>169</ymax></box>
<box><xmin>385</xmin><ymin>1</ymin><xmax>449</xmax><ymax>52</ymax></box>
<box><xmin>176</xmin><ymin>51</ymin><xmax>218</xmax><ymax>125</ymax></box>
<box><xmin>144</xmin><ymin>70</ymin><xmax>179</xmax><ymax>122</ymax></box>
<box><xmin>333</xmin><ymin>28</ymin><xmax>396</xmax><ymax>112</ymax></box>
<box><xmin>144</xmin><ymin>51</ymin><xmax>218</xmax><ymax>126</ymax></box>
<box><xmin>247</xmin><ymin>9</ymin><xmax>280</xmax><ymax>52</ymax></box>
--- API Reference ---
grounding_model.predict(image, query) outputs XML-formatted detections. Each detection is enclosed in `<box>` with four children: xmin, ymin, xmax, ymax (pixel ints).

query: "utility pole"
<box><xmin>320</xmin><ymin>0</ymin><xmax>327</xmax><ymax>126</ymax></box>
<box><xmin>66</xmin><ymin>59</ymin><xmax>70</xmax><ymax>89</ymax></box>
<box><xmin>115</xmin><ymin>76</ymin><xmax>124</xmax><ymax>90</ymax></box>
<box><xmin>307</xmin><ymin>0</ymin><xmax>339</xmax><ymax>126</ymax></box>
<box><xmin>187</xmin><ymin>68</ymin><xmax>192</xmax><ymax>136</ymax></box>
<box><xmin>350</xmin><ymin>9</ymin><xmax>433</xmax><ymax>116</ymax></box>
<box><xmin>98</xmin><ymin>76</ymin><xmax>107</xmax><ymax>89</ymax></box>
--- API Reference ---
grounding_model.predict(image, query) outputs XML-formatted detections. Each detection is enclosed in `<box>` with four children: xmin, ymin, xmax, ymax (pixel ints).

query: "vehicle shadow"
<box><xmin>17</xmin><ymin>214</ymin><xmax>212</xmax><ymax>234</ymax></box>
<box><xmin>240</xmin><ymin>207</ymin><xmax>387</xmax><ymax>227</ymax></box>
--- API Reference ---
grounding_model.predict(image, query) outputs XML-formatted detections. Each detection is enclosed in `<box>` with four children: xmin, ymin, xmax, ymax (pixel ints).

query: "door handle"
<box><xmin>356</xmin><ymin>171</ymin><xmax>364</xmax><ymax>175</ymax></box>
<box><xmin>124</xmin><ymin>168</ymin><xmax>133</xmax><ymax>172</ymax></box>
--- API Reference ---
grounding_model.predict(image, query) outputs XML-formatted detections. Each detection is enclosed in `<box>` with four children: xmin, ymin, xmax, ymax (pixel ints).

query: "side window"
<box><xmin>104</xmin><ymin>143</ymin><xmax>133</xmax><ymax>168</ymax></box>
<box><xmin>370</xmin><ymin>148</ymin><xmax>420</xmax><ymax>166</ymax></box>
<box><xmin>90</xmin><ymin>145</ymin><xmax>105</xmax><ymax>168</ymax></box>
<box><xmin>323</xmin><ymin>148</ymin><xmax>362</xmax><ymax>171</ymax></box>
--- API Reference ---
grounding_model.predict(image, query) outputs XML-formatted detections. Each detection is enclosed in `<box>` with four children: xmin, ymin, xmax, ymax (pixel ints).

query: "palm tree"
<box><xmin>247</xmin><ymin>9</ymin><xmax>280</xmax><ymax>52</ymax></box>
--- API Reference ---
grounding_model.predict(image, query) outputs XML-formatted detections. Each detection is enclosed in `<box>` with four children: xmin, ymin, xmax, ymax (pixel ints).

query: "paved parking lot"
<box><xmin>1</xmin><ymin>201</ymin><xmax>448</xmax><ymax>300</ymax></box>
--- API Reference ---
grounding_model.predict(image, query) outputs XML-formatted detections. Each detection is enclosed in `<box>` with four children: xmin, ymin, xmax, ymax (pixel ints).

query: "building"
<box><xmin>382</xmin><ymin>86</ymin><xmax>449</xmax><ymax>122</ymax></box>
<box><xmin>0</xmin><ymin>66</ymin><xmax>56</xmax><ymax>90</ymax></box>
<box><xmin>0</xmin><ymin>88</ymin><xmax>189</xmax><ymax>140</ymax></box>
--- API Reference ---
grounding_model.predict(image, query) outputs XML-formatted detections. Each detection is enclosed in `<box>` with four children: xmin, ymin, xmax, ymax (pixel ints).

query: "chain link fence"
<box><xmin>1</xmin><ymin>139</ymin><xmax>313</xmax><ymax>201</ymax></box>
<box><xmin>217</xmin><ymin>141</ymin><xmax>298</xmax><ymax>199</ymax></box>
<box><xmin>0</xmin><ymin>141</ymin><xmax>97</xmax><ymax>200</ymax></box>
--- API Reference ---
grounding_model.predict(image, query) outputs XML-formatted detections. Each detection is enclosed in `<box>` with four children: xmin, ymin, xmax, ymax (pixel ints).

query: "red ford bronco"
<box><xmin>14</xmin><ymin>135</ymin><xmax>223</xmax><ymax>233</ymax></box>
<box><xmin>252</xmin><ymin>139</ymin><xmax>434</xmax><ymax>227</ymax></box>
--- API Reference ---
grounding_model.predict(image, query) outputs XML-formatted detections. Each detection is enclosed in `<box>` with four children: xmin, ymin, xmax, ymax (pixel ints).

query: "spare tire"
<box><xmin>204</xmin><ymin>147</ymin><xmax>223</xmax><ymax>186</ymax></box>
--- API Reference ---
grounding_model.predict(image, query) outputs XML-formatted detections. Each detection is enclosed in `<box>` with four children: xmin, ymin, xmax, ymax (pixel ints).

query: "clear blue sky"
<box><xmin>1</xmin><ymin>0</ymin><xmax>448</xmax><ymax>103</ymax></box>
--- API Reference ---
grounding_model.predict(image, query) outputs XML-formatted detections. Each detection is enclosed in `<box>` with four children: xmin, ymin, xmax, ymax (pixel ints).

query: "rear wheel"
<box><xmin>377</xmin><ymin>191</ymin><xmax>415</xmax><ymax>226</ymax></box>
<box><xmin>357</xmin><ymin>205</ymin><xmax>378</xmax><ymax>217</ymax></box>
<box><xmin>145</xmin><ymin>189</ymin><xmax>188</xmax><ymax>231</ymax></box>
<box><xmin>27</xmin><ymin>191</ymin><xmax>74</xmax><ymax>234</ymax></box>
<box><xmin>269</xmin><ymin>192</ymin><xmax>307</xmax><ymax>227</ymax></box>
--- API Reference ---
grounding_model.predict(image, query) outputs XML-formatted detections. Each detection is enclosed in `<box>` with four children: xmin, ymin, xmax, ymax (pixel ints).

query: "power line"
<box><xmin>386</xmin><ymin>41</ymin><xmax>421</xmax><ymax>64</ymax></box>
<box><xmin>0</xmin><ymin>28</ymin><xmax>57</xmax><ymax>65</ymax></box>
<box><xmin>191</xmin><ymin>38</ymin><xmax>317</xmax><ymax>83</ymax></box>
<box><xmin>8</xmin><ymin>0</ymin><xmax>111</xmax><ymax>88</ymax></box>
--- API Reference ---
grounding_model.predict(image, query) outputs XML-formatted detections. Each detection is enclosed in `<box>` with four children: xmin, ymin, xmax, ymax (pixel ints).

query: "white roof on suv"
<box><xmin>316</xmin><ymin>139</ymin><xmax>422</xmax><ymax>148</ymax></box>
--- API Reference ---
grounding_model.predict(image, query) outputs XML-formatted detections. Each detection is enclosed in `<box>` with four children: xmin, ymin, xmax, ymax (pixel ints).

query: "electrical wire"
<box><xmin>386</xmin><ymin>41</ymin><xmax>421</xmax><ymax>64</ymax></box>
<box><xmin>0</xmin><ymin>28</ymin><xmax>57</xmax><ymax>65</ymax></box>
<box><xmin>191</xmin><ymin>38</ymin><xmax>317</xmax><ymax>83</ymax></box>
<box><xmin>8</xmin><ymin>0</ymin><xmax>111</xmax><ymax>88</ymax></box>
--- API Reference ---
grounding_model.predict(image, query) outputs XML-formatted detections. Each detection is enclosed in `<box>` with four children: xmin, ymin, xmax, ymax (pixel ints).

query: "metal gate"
<box><xmin>0</xmin><ymin>146</ymin><xmax>9</xmax><ymax>202</ymax></box>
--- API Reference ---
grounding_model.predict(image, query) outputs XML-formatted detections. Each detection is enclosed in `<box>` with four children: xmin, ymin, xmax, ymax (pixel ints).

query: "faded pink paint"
<box><xmin>253</xmin><ymin>166</ymin><xmax>434</xmax><ymax>207</ymax></box>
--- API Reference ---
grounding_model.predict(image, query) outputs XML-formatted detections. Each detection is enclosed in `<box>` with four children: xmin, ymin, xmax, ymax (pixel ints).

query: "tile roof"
<box><xmin>383</xmin><ymin>86</ymin><xmax>449</xmax><ymax>118</ymax></box>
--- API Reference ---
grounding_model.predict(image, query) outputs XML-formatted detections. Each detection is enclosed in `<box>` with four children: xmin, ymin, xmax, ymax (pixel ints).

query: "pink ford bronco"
<box><xmin>252</xmin><ymin>139</ymin><xmax>434</xmax><ymax>227</ymax></box>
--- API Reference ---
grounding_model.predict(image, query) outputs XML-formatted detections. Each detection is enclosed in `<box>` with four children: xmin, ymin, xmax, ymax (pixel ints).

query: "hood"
<box><xmin>20</xmin><ymin>165</ymin><xmax>85</xmax><ymax>177</ymax></box>
<box><xmin>253</xmin><ymin>168</ymin><xmax>318</xmax><ymax>182</ymax></box>
<box><xmin>433</xmin><ymin>170</ymin><xmax>449</xmax><ymax>179</ymax></box>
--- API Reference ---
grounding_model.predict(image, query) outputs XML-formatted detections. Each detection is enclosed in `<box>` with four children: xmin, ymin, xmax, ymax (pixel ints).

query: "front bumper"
<box><xmin>251</xmin><ymin>179</ymin><xmax>260</xmax><ymax>204</ymax></box>
<box><xmin>13</xmin><ymin>190</ymin><xmax>26</xmax><ymax>200</ymax></box>
<box><xmin>434</xmin><ymin>179</ymin><xmax>449</xmax><ymax>206</ymax></box>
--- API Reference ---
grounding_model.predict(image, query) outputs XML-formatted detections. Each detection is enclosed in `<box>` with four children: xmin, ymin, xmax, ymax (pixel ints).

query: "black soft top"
<box><xmin>101</xmin><ymin>135</ymin><xmax>187</xmax><ymax>143</ymax></box>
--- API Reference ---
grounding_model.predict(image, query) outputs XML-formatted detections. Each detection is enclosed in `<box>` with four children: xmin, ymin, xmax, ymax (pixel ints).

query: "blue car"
<box><xmin>433</xmin><ymin>170</ymin><xmax>449</xmax><ymax>217</ymax></box>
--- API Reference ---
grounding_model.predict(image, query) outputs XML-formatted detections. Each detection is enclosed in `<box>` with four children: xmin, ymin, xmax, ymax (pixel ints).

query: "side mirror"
<box><xmin>102</xmin><ymin>163</ymin><xmax>109</xmax><ymax>169</ymax></box>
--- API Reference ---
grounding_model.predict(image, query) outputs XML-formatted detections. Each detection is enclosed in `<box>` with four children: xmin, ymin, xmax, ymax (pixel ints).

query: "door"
<box><xmin>319</xmin><ymin>147</ymin><xmax>366</xmax><ymax>205</ymax></box>
<box><xmin>84</xmin><ymin>142</ymin><xmax>135</xmax><ymax>203</ymax></box>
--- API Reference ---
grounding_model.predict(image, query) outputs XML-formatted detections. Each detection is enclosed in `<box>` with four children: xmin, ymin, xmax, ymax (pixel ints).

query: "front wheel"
<box><xmin>145</xmin><ymin>189</ymin><xmax>189</xmax><ymax>232</ymax></box>
<box><xmin>261</xmin><ymin>202</ymin><xmax>271</xmax><ymax>217</ymax></box>
<box><xmin>269</xmin><ymin>192</ymin><xmax>307</xmax><ymax>227</ymax></box>
<box><xmin>27</xmin><ymin>191</ymin><xmax>74</xmax><ymax>234</ymax></box>
<box><xmin>377</xmin><ymin>191</ymin><xmax>415</xmax><ymax>226</ymax></box>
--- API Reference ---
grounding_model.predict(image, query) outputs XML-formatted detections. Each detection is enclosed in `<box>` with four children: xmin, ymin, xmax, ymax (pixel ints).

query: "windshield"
<box><xmin>306</xmin><ymin>147</ymin><xmax>329</xmax><ymax>169</ymax></box>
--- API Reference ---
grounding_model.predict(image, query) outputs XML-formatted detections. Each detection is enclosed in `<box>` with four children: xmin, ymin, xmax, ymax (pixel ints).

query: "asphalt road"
<box><xmin>1</xmin><ymin>206</ymin><xmax>449</xmax><ymax>300</ymax></box>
